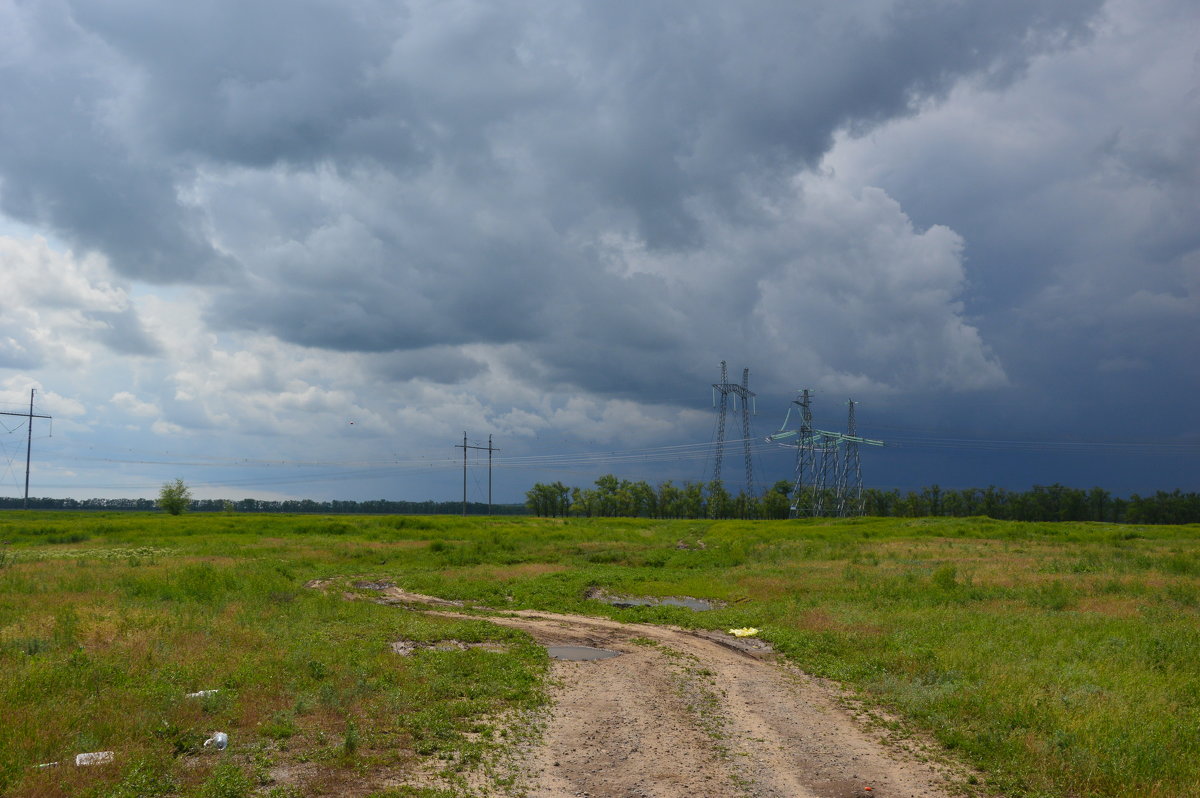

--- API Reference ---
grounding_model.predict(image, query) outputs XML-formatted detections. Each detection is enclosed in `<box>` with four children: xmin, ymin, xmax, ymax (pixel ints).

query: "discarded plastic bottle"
<box><xmin>186</xmin><ymin>689</ymin><xmax>219</xmax><ymax>698</ymax></box>
<box><xmin>75</xmin><ymin>751</ymin><xmax>114</xmax><ymax>766</ymax></box>
<box><xmin>203</xmin><ymin>732</ymin><xmax>228</xmax><ymax>751</ymax></box>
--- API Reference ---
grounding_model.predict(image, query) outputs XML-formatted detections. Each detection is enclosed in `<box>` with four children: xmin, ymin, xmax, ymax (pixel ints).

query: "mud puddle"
<box><xmin>585</xmin><ymin>586</ymin><xmax>724</xmax><ymax>611</ymax></box>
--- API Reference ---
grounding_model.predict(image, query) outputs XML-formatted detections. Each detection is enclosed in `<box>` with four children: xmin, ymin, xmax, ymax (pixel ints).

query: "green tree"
<box><xmin>158</xmin><ymin>478</ymin><xmax>192</xmax><ymax>515</ymax></box>
<box><xmin>593</xmin><ymin>474</ymin><xmax>621</xmax><ymax>516</ymax></box>
<box><xmin>526</xmin><ymin>482</ymin><xmax>573</xmax><ymax>517</ymax></box>
<box><xmin>550</xmin><ymin>481</ymin><xmax>572</xmax><ymax>517</ymax></box>
<box><xmin>524</xmin><ymin>483</ymin><xmax>550</xmax><ymax>516</ymax></box>
<box><xmin>657</xmin><ymin>480</ymin><xmax>683</xmax><ymax>518</ymax></box>
<box><xmin>733</xmin><ymin>490</ymin><xmax>759</xmax><ymax>519</ymax></box>
<box><xmin>627</xmin><ymin>480</ymin><xmax>656</xmax><ymax>517</ymax></box>
<box><xmin>1088</xmin><ymin>487</ymin><xmax>1111</xmax><ymax>522</ymax></box>
<box><xmin>761</xmin><ymin>480</ymin><xmax>792</xmax><ymax>519</ymax></box>
<box><xmin>682</xmin><ymin>481</ymin><xmax>705</xmax><ymax>519</ymax></box>
<box><xmin>571</xmin><ymin>486</ymin><xmax>598</xmax><ymax>517</ymax></box>
<box><xmin>706</xmin><ymin>480</ymin><xmax>732</xmax><ymax>519</ymax></box>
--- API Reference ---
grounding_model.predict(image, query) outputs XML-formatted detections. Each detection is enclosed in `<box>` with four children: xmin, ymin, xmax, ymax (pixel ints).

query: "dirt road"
<box><xmin>380</xmin><ymin>588</ymin><xmax>962</xmax><ymax>798</ymax></box>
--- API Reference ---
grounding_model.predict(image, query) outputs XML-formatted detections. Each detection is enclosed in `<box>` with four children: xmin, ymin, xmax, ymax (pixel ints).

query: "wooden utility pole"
<box><xmin>459</xmin><ymin>431</ymin><xmax>467</xmax><ymax>516</ymax></box>
<box><xmin>0</xmin><ymin>389</ymin><xmax>53</xmax><ymax>509</ymax></box>
<box><xmin>454</xmin><ymin>432</ymin><xmax>499</xmax><ymax>516</ymax></box>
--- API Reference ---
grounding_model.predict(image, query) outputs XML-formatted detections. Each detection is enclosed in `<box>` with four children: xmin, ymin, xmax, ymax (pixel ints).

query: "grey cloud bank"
<box><xmin>0</xmin><ymin>0</ymin><xmax>1195</xmax><ymax>500</ymax></box>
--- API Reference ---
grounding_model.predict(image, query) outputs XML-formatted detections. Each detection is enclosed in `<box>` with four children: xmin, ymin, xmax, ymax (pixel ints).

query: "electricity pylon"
<box><xmin>766</xmin><ymin>392</ymin><xmax>881</xmax><ymax>517</ymax></box>
<box><xmin>795</xmin><ymin>390</ymin><xmax>816</xmax><ymax>514</ymax></box>
<box><xmin>837</xmin><ymin>400</ymin><xmax>864</xmax><ymax>516</ymax></box>
<box><xmin>712</xmin><ymin>361</ymin><xmax>729</xmax><ymax>488</ymax></box>
<box><xmin>710</xmin><ymin>361</ymin><xmax>757</xmax><ymax>497</ymax></box>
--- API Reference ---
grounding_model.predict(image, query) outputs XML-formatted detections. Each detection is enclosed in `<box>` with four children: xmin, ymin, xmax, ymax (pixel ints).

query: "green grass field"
<box><xmin>1</xmin><ymin>512</ymin><xmax>1198</xmax><ymax>797</ymax></box>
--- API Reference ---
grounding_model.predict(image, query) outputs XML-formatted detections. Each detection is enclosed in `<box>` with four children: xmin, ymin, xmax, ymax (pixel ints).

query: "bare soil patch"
<box><xmin>389</xmin><ymin>639</ymin><xmax>510</xmax><ymax>656</ymax></box>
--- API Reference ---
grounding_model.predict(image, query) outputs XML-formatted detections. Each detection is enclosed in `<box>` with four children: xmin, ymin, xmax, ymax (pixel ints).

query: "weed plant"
<box><xmin>1</xmin><ymin>511</ymin><xmax>1198</xmax><ymax>796</ymax></box>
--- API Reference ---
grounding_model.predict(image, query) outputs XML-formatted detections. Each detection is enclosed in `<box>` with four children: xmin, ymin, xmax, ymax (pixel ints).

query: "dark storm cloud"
<box><xmin>3</xmin><ymin>1</ymin><xmax>1100</xmax><ymax>263</ymax></box>
<box><xmin>195</xmin><ymin>0</ymin><xmax>1098</xmax><ymax>368</ymax></box>
<box><xmin>0</xmin><ymin>3</ymin><xmax>236</xmax><ymax>282</ymax></box>
<box><xmin>204</xmin><ymin>184</ymin><xmax>564</xmax><ymax>351</ymax></box>
<box><xmin>823</xmin><ymin>0</ymin><xmax>1200</xmax><ymax>450</ymax></box>
<box><xmin>88</xmin><ymin>309</ymin><xmax>163</xmax><ymax>357</ymax></box>
<box><xmin>0</xmin><ymin>0</ymin><xmax>1110</xmax><ymax>413</ymax></box>
<box><xmin>65</xmin><ymin>1</ymin><xmax>404</xmax><ymax>167</ymax></box>
<box><xmin>370</xmin><ymin>347</ymin><xmax>486</xmax><ymax>385</ymax></box>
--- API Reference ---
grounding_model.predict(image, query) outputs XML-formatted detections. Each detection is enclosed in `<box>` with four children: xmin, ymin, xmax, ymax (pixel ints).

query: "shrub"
<box><xmin>158</xmin><ymin>479</ymin><xmax>192</xmax><ymax>516</ymax></box>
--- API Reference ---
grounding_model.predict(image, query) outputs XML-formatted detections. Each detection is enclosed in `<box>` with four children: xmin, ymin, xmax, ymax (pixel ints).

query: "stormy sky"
<box><xmin>0</xmin><ymin>0</ymin><xmax>1196</xmax><ymax>502</ymax></box>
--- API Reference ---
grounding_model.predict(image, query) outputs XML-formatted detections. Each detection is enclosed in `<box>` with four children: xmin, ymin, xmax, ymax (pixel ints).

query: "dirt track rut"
<box><xmin>380</xmin><ymin>589</ymin><xmax>962</xmax><ymax>798</ymax></box>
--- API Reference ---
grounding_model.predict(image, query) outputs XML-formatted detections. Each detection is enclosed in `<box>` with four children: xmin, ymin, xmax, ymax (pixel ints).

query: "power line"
<box><xmin>33</xmin><ymin>426</ymin><xmax>1195</xmax><ymax>485</ymax></box>
<box><xmin>15</xmin><ymin>410</ymin><xmax>1199</xmax><ymax>500</ymax></box>
<box><xmin>45</xmin><ymin>427</ymin><xmax>1200</xmax><ymax>468</ymax></box>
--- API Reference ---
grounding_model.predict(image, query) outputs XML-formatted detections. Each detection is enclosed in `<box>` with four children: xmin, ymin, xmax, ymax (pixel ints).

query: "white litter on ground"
<box><xmin>75</xmin><ymin>751</ymin><xmax>114</xmax><ymax>766</ymax></box>
<box><xmin>203</xmin><ymin>732</ymin><xmax>228</xmax><ymax>751</ymax></box>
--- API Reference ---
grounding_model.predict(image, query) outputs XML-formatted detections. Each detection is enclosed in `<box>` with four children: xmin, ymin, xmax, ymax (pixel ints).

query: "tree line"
<box><xmin>861</xmin><ymin>484</ymin><xmax>1200</xmax><ymax>524</ymax></box>
<box><xmin>3</xmin><ymin>483</ymin><xmax>1196</xmax><ymax>523</ymax></box>
<box><xmin>525</xmin><ymin>476</ymin><xmax>793</xmax><ymax>519</ymax></box>
<box><xmin>526</xmin><ymin>476</ymin><xmax>1200</xmax><ymax>524</ymax></box>
<box><xmin>0</xmin><ymin>496</ymin><xmax>527</xmax><ymax>515</ymax></box>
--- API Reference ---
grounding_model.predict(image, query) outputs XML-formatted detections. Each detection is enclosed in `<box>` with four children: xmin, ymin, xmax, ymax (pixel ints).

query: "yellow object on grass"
<box><xmin>728</xmin><ymin>627</ymin><xmax>759</xmax><ymax>637</ymax></box>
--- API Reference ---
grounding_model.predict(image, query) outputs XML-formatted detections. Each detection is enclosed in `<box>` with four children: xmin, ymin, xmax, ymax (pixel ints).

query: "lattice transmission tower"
<box><xmin>836</xmin><ymin>400</ymin><xmax>864</xmax><ymax>516</ymax></box>
<box><xmin>710</xmin><ymin>361</ymin><xmax>757</xmax><ymax>497</ymax></box>
<box><xmin>794</xmin><ymin>390</ymin><xmax>816</xmax><ymax>512</ymax></box>
<box><xmin>766</xmin><ymin>392</ymin><xmax>882</xmax><ymax>518</ymax></box>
